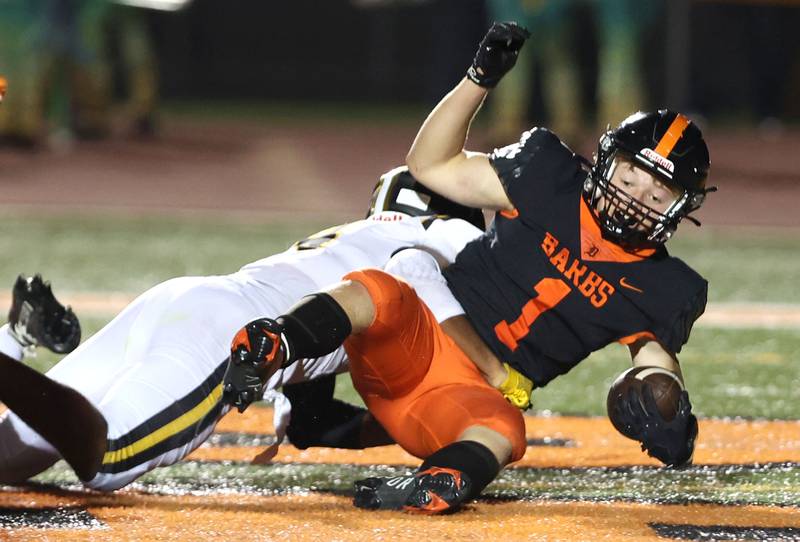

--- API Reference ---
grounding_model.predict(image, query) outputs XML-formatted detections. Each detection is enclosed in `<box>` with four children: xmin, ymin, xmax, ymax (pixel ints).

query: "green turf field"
<box><xmin>0</xmin><ymin>211</ymin><xmax>333</xmax><ymax>293</ymax></box>
<box><xmin>4</xmin><ymin>210</ymin><xmax>799</xmax><ymax>507</ymax></box>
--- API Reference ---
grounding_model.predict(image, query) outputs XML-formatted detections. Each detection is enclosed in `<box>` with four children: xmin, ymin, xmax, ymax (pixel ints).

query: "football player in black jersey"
<box><xmin>224</xmin><ymin>21</ymin><xmax>712</xmax><ymax>514</ymax></box>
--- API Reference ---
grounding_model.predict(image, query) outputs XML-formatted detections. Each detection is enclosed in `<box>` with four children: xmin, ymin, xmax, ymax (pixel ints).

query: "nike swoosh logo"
<box><xmin>619</xmin><ymin>277</ymin><xmax>644</xmax><ymax>293</ymax></box>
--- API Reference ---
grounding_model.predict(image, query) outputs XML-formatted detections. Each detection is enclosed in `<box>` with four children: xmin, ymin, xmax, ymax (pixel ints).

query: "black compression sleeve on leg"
<box><xmin>283</xmin><ymin>375</ymin><xmax>393</xmax><ymax>449</ymax></box>
<box><xmin>284</xmin><ymin>375</ymin><xmax>365</xmax><ymax>449</ymax></box>
<box><xmin>419</xmin><ymin>440</ymin><xmax>501</xmax><ymax>500</ymax></box>
<box><xmin>288</xmin><ymin>403</ymin><xmax>369</xmax><ymax>449</ymax></box>
<box><xmin>276</xmin><ymin>293</ymin><xmax>352</xmax><ymax>363</ymax></box>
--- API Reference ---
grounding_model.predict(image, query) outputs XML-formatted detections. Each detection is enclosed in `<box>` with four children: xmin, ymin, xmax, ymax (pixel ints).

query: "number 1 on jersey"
<box><xmin>494</xmin><ymin>278</ymin><xmax>571</xmax><ymax>352</ymax></box>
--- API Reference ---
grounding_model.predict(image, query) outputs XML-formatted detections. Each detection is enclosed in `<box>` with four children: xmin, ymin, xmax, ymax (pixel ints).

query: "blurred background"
<box><xmin>0</xmin><ymin>0</ymin><xmax>798</xmax><ymax>223</ymax></box>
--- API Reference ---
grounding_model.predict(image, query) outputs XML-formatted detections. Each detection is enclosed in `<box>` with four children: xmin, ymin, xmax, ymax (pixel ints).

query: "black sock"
<box><xmin>277</xmin><ymin>293</ymin><xmax>352</xmax><ymax>363</ymax></box>
<box><xmin>419</xmin><ymin>440</ymin><xmax>500</xmax><ymax>499</ymax></box>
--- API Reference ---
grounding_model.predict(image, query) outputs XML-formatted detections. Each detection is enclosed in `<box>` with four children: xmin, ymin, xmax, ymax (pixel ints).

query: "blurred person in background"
<box><xmin>73</xmin><ymin>0</ymin><xmax>160</xmax><ymax>139</ymax></box>
<box><xmin>0</xmin><ymin>0</ymin><xmax>158</xmax><ymax>148</ymax></box>
<box><xmin>0</xmin><ymin>0</ymin><xmax>49</xmax><ymax>145</ymax></box>
<box><xmin>485</xmin><ymin>0</ymin><xmax>655</xmax><ymax>146</ymax></box>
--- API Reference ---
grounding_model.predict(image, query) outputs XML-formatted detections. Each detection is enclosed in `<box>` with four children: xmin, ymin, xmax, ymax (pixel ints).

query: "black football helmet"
<box><xmin>583</xmin><ymin>110</ymin><xmax>714</xmax><ymax>247</ymax></box>
<box><xmin>366</xmin><ymin>166</ymin><xmax>486</xmax><ymax>231</ymax></box>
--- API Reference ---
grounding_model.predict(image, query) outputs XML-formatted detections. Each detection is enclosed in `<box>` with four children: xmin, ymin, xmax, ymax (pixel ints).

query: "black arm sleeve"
<box><xmin>657</xmin><ymin>281</ymin><xmax>708</xmax><ymax>354</ymax></box>
<box><xmin>283</xmin><ymin>375</ymin><xmax>392</xmax><ymax>450</ymax></box>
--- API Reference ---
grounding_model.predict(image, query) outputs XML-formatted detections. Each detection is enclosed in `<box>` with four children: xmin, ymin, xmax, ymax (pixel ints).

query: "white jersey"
<box><xmin>0</xmin><ymin>212</ymin><xmax>483</xmax><ymax>491</ymax></box>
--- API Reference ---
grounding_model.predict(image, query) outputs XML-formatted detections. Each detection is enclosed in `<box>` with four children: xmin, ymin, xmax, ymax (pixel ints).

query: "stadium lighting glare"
<box><xmin>114</xmin><ymin>0</ymin><xmax>192</xmax><ymax>11</ymax></box>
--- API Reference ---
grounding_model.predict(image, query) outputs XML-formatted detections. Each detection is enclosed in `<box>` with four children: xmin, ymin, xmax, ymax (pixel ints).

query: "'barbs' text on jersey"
<box><xmin>540</xmin><ymin>231</ymin><xmax>615</xmax><ymax>308</ymax></box>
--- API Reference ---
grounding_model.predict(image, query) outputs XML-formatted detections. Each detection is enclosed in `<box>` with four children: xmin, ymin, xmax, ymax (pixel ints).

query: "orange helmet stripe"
<box><xmin>653</xmin><ymin>113</ymin><xmax>690</xmax><ymax>158</ymax></box>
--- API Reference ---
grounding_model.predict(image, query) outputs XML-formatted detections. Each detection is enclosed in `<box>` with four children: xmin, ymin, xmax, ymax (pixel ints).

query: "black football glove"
<box><xmin>613</xmin><ymin>386</ymin><xmax>698</xmax><ymax>467</ymax></box>
<box><xmin>466</xmin><ymin>21</ymin><xmax>531</xmax><ymax>88</ymax></box>
<box><xmin>222</xmin><ymin>318</ymin><xmax>286</xmax><ymax>413</ymax></box>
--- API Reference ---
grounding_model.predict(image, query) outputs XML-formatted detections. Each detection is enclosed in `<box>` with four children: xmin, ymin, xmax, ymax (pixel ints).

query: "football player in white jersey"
<box><xmin>0</xmin><ymin>167</ymin><xmax>487</xmax><ymax>492</ymax></box>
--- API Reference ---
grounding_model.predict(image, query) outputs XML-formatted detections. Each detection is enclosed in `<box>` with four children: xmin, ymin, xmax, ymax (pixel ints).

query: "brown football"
<box><xmin>607</xmin><ymin>366</ymin><xmax>684</xmax><ymax>437</ymax></box>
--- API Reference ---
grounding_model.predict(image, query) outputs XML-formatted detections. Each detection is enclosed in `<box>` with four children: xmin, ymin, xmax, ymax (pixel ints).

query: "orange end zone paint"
<box><xmin>204</xmin><ymin>408</ymin><xmax>800</xmax><ymax>467</ymax></box>
<box><xmin>0</xmin><ymin>490</ymin><xmax>797</xmax><ymax>541</ymax></box>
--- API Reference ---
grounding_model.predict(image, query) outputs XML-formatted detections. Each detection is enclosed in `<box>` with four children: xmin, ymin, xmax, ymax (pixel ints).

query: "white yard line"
<box><xmin>697</xmin><ymin>303</ymin><xmax>800</xmax><ymax>329</ymax></box>
<box><xmin>0</xmin><ymin>292</ymin><xmax>136</xmax><ymax>317</ymax></box>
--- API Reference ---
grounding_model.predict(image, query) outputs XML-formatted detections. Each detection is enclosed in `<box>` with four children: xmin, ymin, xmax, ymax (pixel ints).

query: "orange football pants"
<box><xmin>342</xmin><ymin>268</ymin><xmax>526</xmax><ymax>462</ymax></box>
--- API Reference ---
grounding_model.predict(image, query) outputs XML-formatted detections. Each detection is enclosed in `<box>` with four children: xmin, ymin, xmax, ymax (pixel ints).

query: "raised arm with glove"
<box><xmin>467</xmin><ymin>21</ymin><xmax>531</xmax><ymax>89</ymax></box>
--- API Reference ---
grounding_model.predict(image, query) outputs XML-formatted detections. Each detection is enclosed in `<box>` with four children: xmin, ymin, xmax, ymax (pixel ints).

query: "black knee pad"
<box><xmin>277</xmin><ymin>293</ymin><xmax>352</xmax><ymax>362</ymax></box>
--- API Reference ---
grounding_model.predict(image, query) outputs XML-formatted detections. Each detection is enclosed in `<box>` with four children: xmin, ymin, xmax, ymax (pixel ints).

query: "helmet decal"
<box><xmin>640</xmin><ymin>148</ymin><xmax>675</xmax><ymax>175</ymax></box>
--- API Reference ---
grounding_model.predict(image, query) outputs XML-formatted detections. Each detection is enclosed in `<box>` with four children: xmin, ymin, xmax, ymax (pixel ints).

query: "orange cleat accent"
<box><xmin>231</xmin><ymin>327</ymin><xmax>251</xmax><ymax>352</ymax></box>
<box><xmin>402</xmin><ymin>467</ymin><xmax>471</xmax><ymax>515</ymax></box>
<box><xmin>261</xmin><ymin>328</ymin><xmax>281</xmax><ymax>363</ymax></box>
<box><xmin>223</xmin><ymin>318</ymin><xmax>287</xmax><ymax>412</ymax></box>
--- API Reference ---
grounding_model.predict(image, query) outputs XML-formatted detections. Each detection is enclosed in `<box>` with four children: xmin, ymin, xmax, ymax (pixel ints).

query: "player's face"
<box><xmin>608</xmin><ymin>158</ymin><xmax>680</xmax><ymax>215</ymax></box>
<box><xmin>597</xmin><ymin>158</ymin><xmax>682</xmax><ymax>235</ymax></box>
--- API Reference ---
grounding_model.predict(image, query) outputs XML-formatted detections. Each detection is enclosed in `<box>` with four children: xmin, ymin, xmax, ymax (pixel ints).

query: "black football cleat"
<box><xmin>403</xmin><ymin>467</ymin><xmax>472</xmax><ymax>514</ymax></box>
<box><xmin>222</xmin><ymin>317</ymin><xmax>288</xmax><ymax>412</ymax></box>
<box><xmin>353</xmin><ymin>474</ymin><xmax>418</xmax><ymax>510</ymax></box>
<box><xmin>8</xmin><ymin>275</ymin><xmax>81</xmax><ymax>354</ymax></box>
<box><xmin>354</xmin><ymin>467</ymin><xmax>472</xmax><ymax>514</ymax></box>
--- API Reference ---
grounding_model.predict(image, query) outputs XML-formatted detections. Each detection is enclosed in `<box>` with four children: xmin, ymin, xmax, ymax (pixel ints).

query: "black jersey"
<box><xmin>443</xmin><ymin>128</ymin><xmax>707</xmax><ymax>387</ymax></box>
